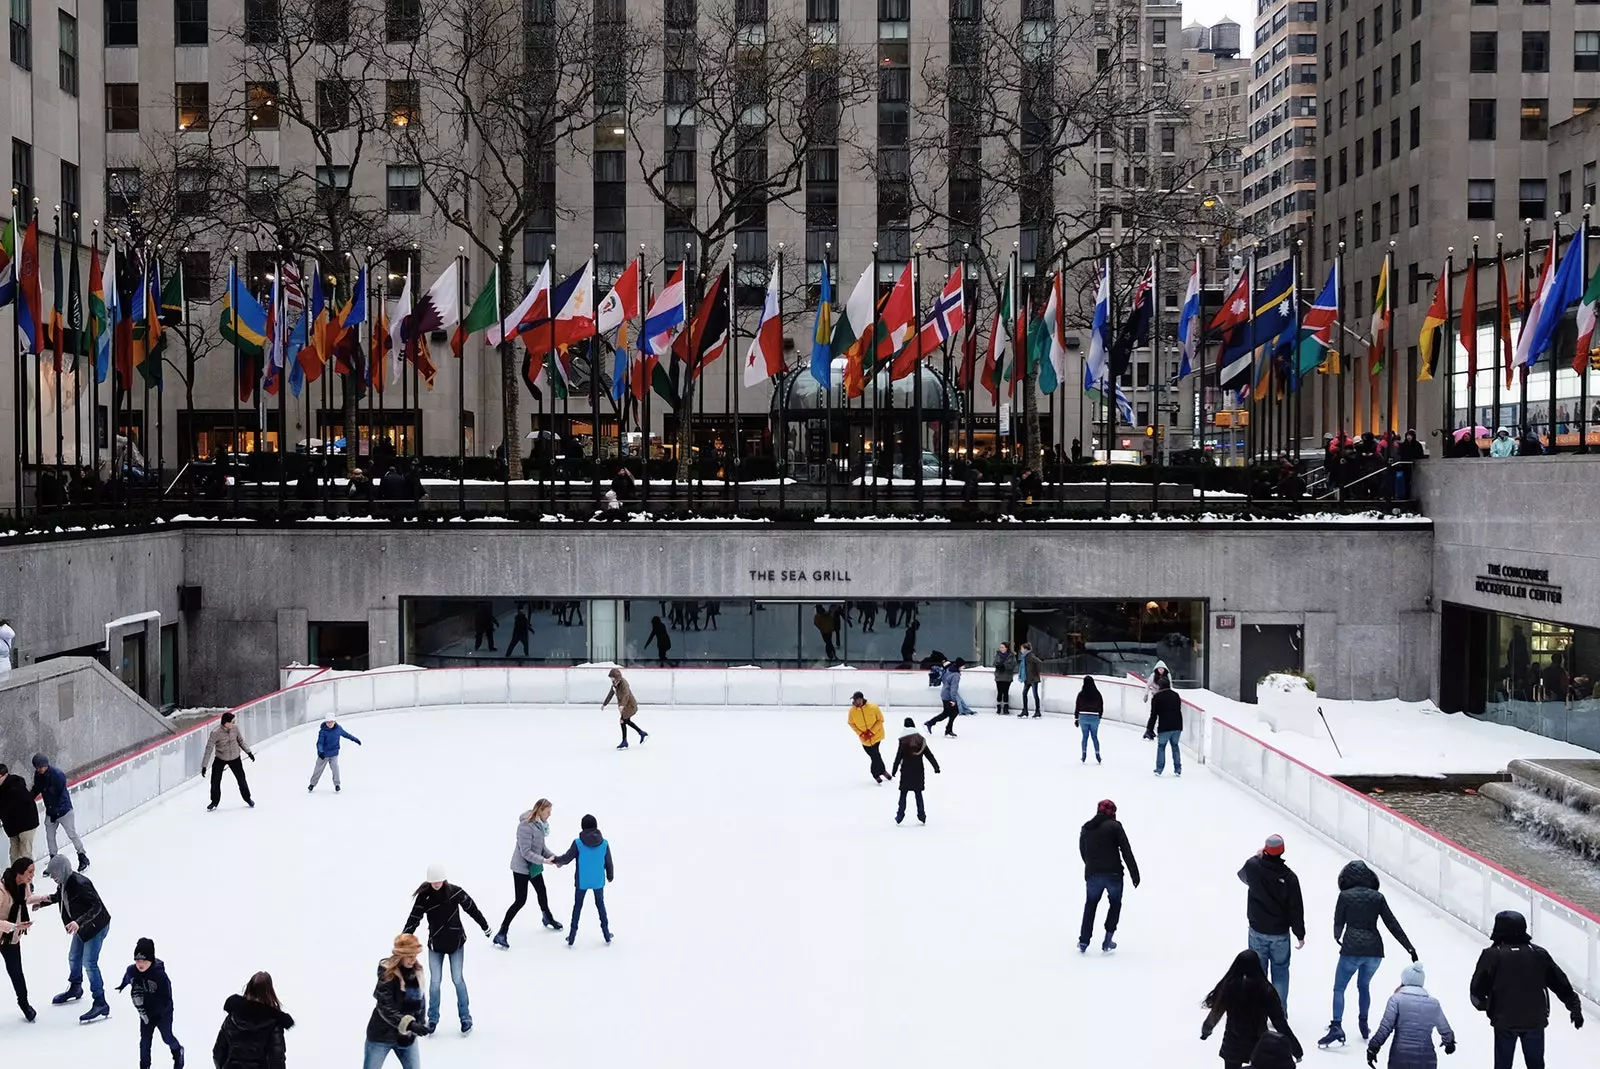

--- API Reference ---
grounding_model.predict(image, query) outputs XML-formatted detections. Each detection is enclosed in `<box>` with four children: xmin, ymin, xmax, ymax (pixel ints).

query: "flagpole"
<box><xmin>727</xmin><ymin>247</ymin><xmax>738</xmax><ymax>513</ymax></box>
<box><xmin>1336</xmin><ymin>242</ymin><xmax>1346</xmax><ymax>447</ymax></box>
<box><xmin>51</xmin><ymin>208</ymin><xmax>63</xmax><ymax>492</ymax></box>
<box><xmin>912</xmin><ymin>241</ymin><xmax>924</xmax><ymax>511</ymax></box>
<box><xmin>590</xmin><ymin>247</ymin><xmax>602</xmax><ymax>510</ymax></box>
<box><xmin>1468</xmin><ymin>239</ymin><xmax>1480</xmax><ymax>448</ymax></box>
<box><xmin>1492</xmin><ymin>235</ymin><xmax>1503</xmax><ymax>439</ymax></box>
<box><xmin>457</xmin><ymin>246</ymin><xmax>467</xmax><ymax>512</ymax></box>
<box><xmin>1150</xmin><ymin>252</ymin><xmax>1161</xmax><ymax>513</ymax></box>
<box><xmin>639</xmin><ymin>245</ymin><xmax>651</xmax><ymax>511</ymax></box>
<box><xmin>156</xmin><ymin>250</ymin><xmax>166</xmax><ymax>498</ymax></box>
<box><xmin>1103</xmin><ymin>251</ymin><xmax>1116</xmax><ymax>516</ymax></box>
<box><xmin>1385</xmin><ymin>243</ymin><xmax>1396</xmax><ymax>435</ymax></box>
<box><xmin>775</xmin><ymin>244</ymin><xmax>785</xmax><ymax>515</ymax></box>
<box><xmin>90</xmin><ymin>222</ymin><xmax>101</xmax><ymax>490</ymax></box>
<box><xmin>1521</xmin><ymin>221</ymin><xmax>1532</xmax><ymax>442</ymax></box>
<box><xmin>1550</xmin><ymin>213</ymin><xmax>1564</xmax><ymax>452</ymax></box>
<box><xmin>69</xmin><ymin>212</ymin><xmax>82</xmax><ymax>477</ymax></box>
<box><xmin>869</xmin><ymin>241</ymin><xmax>880</xmax><ymax>512</ymax></box>
<box><xmin>410</xmin><ymin>243</ymin><xmax>421</xmax><ymax>458</ymax></box>
<box><xmin>110</xmin><ymin>234</ymin><xmax>121</xmax><ymax>510</ymax></box>
<box><xmin>275</xmin><ymin>247</ymin><xmax>286</xmax><ymax>511</ymax></box>
<box><xmin>940</xmin><ymin>266</ymin><xmax>953</xmax><ymax>510</ymax></box>
<box><xmin>1196</xmin><ymin>243</ymin><xmax>1207</xmax><ymax>508</ymax></box>
<box><xmin>493</xmin><ymin>248</ymin><xmax>508</xmax><ymax>513</ymax></box>
<box><xmin>304</xmin><ymin>257</ymin><xmax>314</xmax><ymax>497</ymax></box>
<box><xmin>34</xmin><ymin>204</ymin><xmax>46</xmax><ymax>504</ymax></box>
<box><xmin>962</xmin><ymin>243</ymin><xmax>974</xmax><ymax>475</ymax></box>
<box><xmin>1441</xmin><ymin>247</ymin><xmax>1455</xmax><ymax>451</ymax></box>
<box><xmin>824</xmin><ymin>242</ymin><xmax>833</xmax><ymax>515</ymax></box>
<box><xmin>10</xmin><ymin>190</ymin><xmax>21</xmax><ymax>513</ymax></box>
<box><xmin>1582</xmin><ymin>208</ymin><xmax>1591</xmax><ymax>455</ymax></box>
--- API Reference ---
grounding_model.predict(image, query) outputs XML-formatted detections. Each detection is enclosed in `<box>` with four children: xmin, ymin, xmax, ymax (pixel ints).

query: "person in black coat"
<box><xmin>1144</xmin><ymin>676</ymin><xmax>1185</xmax><ymax>776</ymax></box>
<box><xmin>1201</xmin><ymin>948</ymin><xmax>1303</xmax><ymax>1069</ymax></box>
<box><xmin>889</xmin><ymin>719</ymin><xmax>940</xmax><ymax>825</ymax></box>
<box><xmin>1321</xmin><ymin>859</ymin><xmax>1417</xmax><ymax>1047</ymax></box>
<box><xmin>1238</xmin><ymin>835</ymin><xmax>1305</xmax><ymax>1013</ymax></box>
<box><xmin>1469</xmin><ymin>909</ymin><xmax>1584</xmax><ymax>1069</ymax></box>
<box><xmin>1078</xmin><ymin>799</ymin><xmax>1139</xmax><ymax>953</ymax></box>
<box><xmin>115</xmin><ymin>937</ymin><xmax>183</xmax><ymax>1068</ymax></box>
<box><xmin>0</xmin><ymin>763</ymin><xmax>41</xmax><ymax>863</ymax></box>
<box><xmin>213</xmin><ymin>971</ymin><xmax>293</xmax><ymax>1069</ymax></box>
<box><xmin>1074</xmin><ymin>676</ymin><xmax>1105</xmax><ymax>763</ymax></box>
<box><xmin>34</xmin><ymin>851</ymin><xmax>112</xmax><ymax>1021</ymax></box>
<box><xmin>365</xmin><ymin>934</ymin><xmax>430</xmax><ymax>1064</ymax></box>
<box><xmin>402</xmin><ymin>865</ymin><xmax>490</xmax><ymax>1034</ymax></box>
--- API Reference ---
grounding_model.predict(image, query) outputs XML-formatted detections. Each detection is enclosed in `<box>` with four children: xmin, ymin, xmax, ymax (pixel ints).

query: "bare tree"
<box><xmin>907</xmin><ymin>5</ymin><xmax>1239</xmax><ymax>461</ymax></box>
<box><xmin>392</xmin><ymin>0</ymin><xmax>647</xmax><ymax>479</ymax></box>
<box><xmin>626</xmin><ymin>0</ymin><xmax>875</xmax><ymax>478</ymax></box>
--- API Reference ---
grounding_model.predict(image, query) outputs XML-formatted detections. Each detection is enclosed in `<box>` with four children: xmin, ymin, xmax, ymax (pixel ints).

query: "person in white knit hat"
<box><xmin>401</xmin><ymin>864</ymin><xmax>490</xmax><ymax>1035</ymax></box>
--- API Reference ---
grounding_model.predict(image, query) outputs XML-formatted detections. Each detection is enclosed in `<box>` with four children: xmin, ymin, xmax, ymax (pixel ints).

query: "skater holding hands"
<box><xmin>602</xmin><ymin>668</ymin><xmax>649</xmax><ymax>749</ymax></box>
<box><xmin>494</xmin><ymin>800</ymin><xmax>563</xmax><ymax>947</ymax></box>
<box><xmin>550</xmin><ymin>815</ymin><xmax>614</xmax><ymax>946</ymax></box>
<box><xmin>34</xmin><ymin>851</ymin><xmax>112</xmax><ymax>1022</ymax></box>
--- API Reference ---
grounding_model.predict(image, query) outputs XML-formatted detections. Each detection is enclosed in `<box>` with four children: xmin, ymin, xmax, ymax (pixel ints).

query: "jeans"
<box><xmin>1</xmin><ymin>941</ymin><xmax>25</xmax><ymax>1003</ymax></box>
<box><xmin>1079</xmin><ymin>715</ymin><xmax>1101</xmax><ymax>758</ymax></box>
<box><xmin>1021</xmin><ymin>680</ymin><xmax>1041</xmax><ymax>715</ymax></box>
<box><xmin>309</xmin><ymin>754</ymin><xmax>341</xmax><ymax>788</ymax></box>
<box><xmin>362</xmin><ymin>1041</ymin><xmax>422</xmax><ymax>1069</ymax></box>
<box><xmin>1079</xmin><ymin>873</ymin><xmax>1124</xmax><ymax>945</ymax></box>
<box><xmin>1331</xmin><ymin>954</ymin><xmax>1381</xmax><ymax>1025</ymax></box>
<box><xmin>46</xmin><ymin>811</ymin><xmax>85</xmax><ymax>857</ymax></box>
<box><xmin>67</xmin><ymin>924</ymin><xmax>109</xmax><ymax>1000</ymax></box>
<box><xmin>569</xmin><ymin>887</ymin><xmax>611</xmax><ymax>942</ymax></box>
<box><xmin>863</xmin><ymin>743</ymin><xmax>888</xmax><ymax>782</ymax></box>
<box><xmin>426</xmin><ymin>946</ymin><xmax>469</xmax><ymax>1028</ymax></box>
<box><xmin>1154</xmin><ymin>729</ymin><xmax>1183</xmax><ymax>774</ymax></box>
<box><xmin>501</xmin><ymin>871</ymin><xmax>552</xmax><ymax>933</ymax></box>
<box><xmin>1493</xmin><ymin>1027</ymin><xmax>1545</xmax><ymax>1069</ymax></box>
<box><xmin>896</xmin><ymin>789</ymin><xmax>925</xmax><ymax>823</ymax></box>
<box><xmin>139</xmin><ymin>1014</ymin><xmax>182</xmax><ymax>1066</ymax></box>
<box><xmin>209</xmin><ymin>758</ymin><xmax>252</xmax><ymax>806</ymax></box>
<box><xmin>1248</xmin><ymin>928</ymin><xmax>1292</xmax><ymax>1011</ymax></box>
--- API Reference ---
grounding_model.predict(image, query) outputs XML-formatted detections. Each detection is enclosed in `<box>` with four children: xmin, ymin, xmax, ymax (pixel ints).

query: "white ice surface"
<box><xmin>5</xmin><ymin>706</ymin><xmax>1596</xmax><ymax>1066</ymax></box>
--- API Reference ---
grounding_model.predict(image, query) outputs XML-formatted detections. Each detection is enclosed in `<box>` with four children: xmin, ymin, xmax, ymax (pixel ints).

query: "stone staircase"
<box><xmin>1479</xmin><ymin>759</ymin><xmax>1600</xmax><ymax>860</ymax></box>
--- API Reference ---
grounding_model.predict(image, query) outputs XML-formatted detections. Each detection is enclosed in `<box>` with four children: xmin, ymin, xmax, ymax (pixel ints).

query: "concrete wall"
<box><xmin>0</xmin><ymin>658</ymin><xmax>177</xmax><ymax>777</ymax></box>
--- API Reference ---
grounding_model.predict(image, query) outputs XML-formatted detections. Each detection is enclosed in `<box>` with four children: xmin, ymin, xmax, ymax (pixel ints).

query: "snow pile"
<box><xmin>1257</xmin><ymin>672</ymin><xmax>1312</xmax><ymax>695</ymax></box>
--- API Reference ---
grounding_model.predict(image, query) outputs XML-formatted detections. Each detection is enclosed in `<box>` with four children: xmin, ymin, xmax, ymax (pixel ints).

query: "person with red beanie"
<box><xmin>1079</xmin><ymin>799</ymin><xmax>1140</xmax><ymax>954</ymax></box>
<box><xmin>1239</xmin><ymin>834</ymin><xmax>1306</xmax><ymax>1013</ymax></box>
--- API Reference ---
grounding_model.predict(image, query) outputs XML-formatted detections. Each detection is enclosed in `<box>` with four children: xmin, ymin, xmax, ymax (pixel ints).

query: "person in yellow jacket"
<box><xmin>847</xmin><ymin>691</ymin><xmax>889</xmax><ymax>783</ymax></box>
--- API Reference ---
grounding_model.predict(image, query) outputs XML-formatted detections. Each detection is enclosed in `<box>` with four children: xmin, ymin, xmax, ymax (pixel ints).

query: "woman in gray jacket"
<box><xmin>493</xmin><ymin>800</ymin><xmax>562</xmax><ymax>947</ymax></box>
<box><xmin>1366</xmin><ymin>962</ymin><xmax>1455</xmax><ymax>1069</ymax></box>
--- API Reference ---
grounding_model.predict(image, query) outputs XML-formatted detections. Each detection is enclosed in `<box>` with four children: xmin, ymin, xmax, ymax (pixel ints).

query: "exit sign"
<box><xmin>1216</xmin><ymin>614</ymin><xmax>1236</xmax><ymax>630</ymax></box>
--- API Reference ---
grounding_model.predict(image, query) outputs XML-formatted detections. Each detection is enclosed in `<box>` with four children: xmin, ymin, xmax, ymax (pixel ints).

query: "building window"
<box><xmin>1371</xmin><ymin>200</ymin><xmax>1382</xmax><ymax>241</ymax></box>
<box><xmin>1469</xmin><ymin>31</ymin><xmax>1497</xmax><ymax>72</ymax></box>
<box><xmin>1152</xmin><ymin>19</ymin><xmax>1165</xmax><ymax>45</ymax></box>
<box><xmin>315</xmin><ymin>164</ymin><xmax>351</xmax><ymax>210</ymax></box>
<box><xmin>386</xmin><ymin>0</ymin><xmax>420</xmax><ymax>41</ymax></box>
<box><xmin>181</xmin><ymin>251</ymin><xmax>212</xmax><ymax>301</ymax></box>
<box><xmin>1356</xmin><ymin>79</ymin><xmax>1365</xmax><ymax>117</ymax></box>
<box><xmin>1521</xmin><ymin>98</ymin><xmax>1547</xmax><ymax>141</ymax></box>
<box><xmin>246</xmin><ymin>166</ymin><xmax>279</xmax><ymax>217</ymax></box>
<box><xmin>9</xmin><ymin>0</ymin><xmax>29</xmax><ymax>70</ymax></box>
<box><xmin>316</xmin><ymin>80</ymin><xmax>350</xmax><ymax>130</ymax></box>
<box><xmin>1373</xmin><ymin>65</ymin><xmax>1383</xmax><ymax>105</ymax></box>
<box><xmin>1584</xmin><ymin>162</ymin><xmax>1597</xmax><ymax>206</ymax></box>
<box><xmin>1355</xmin><ymin>209</ymin><xmax>1365</xmax><ymax>247</ymax></box>
<box><xmin>176</xmin><ymin>82</ymin><xmax>209</xmax><ymax>131</ymax></box>
<box><xmin>59</xmin><ymin>159</ymin><xmax>78</xmax><ymax>215</ymax></box>
<box><xmin>386</xmin><ymin>79</ymin><xmax>420</xmax><ymax>128</ymax></box>
<box><xmin>105</xmin><ymin>0</ymin><xmax>137</xmax><ymax>46</ymax></box>
<box><xmin>1407</xmin><ymin>262</ymin><xmax>1418</xmax><ymax>304</ymax></box>
<box><xmin>247</xmin><ymin>82</ymin><xmax>278</xmax><ymax>130</ymax></box>
<box><xmin>1409</xmin><ymin>41</ymin><xmax>1421</xmax><ymax>84</ymax></box>
<box><xmin>1518</xmin><ymin>178</ymin><xmax>1546</xmax><ymax>219</ymax></box>
<box><xmin>176</xmin><ymin>167</ymin><xmax>209</xmax><ymax>216</ymax></box>
<box><xmin>312</xmin><ymin>0</ymin><xmax>349</xmax><ymax>43</ymax></box>
<box><xmin>105</xmin><ymin>83</ymin><xmax>139</xmax><ymax>131</ymax></box>
<box><xmin>1408</xmin><ymin>107</ymin><xmax>1420</xmax><ymax>150</ymax></box>
<box><xmin>1390</xmin><ymin>117</ymin><xmax>1400</xmax><ymax>158</ymax></box>
<box><xmin>1408</xmin><ymin>185</ymin><xmax>1419</xmax><ymax>226</ymax></box>
<box><xmin>1389</xmin><ymin>193</ymin><xmax>1399</xmax><ymax>233</ymax></box>
<box><xmin>1160</xmin><ymin>126</ymin><xmax>1175</xmax><ymax>152</ymax></box>
<box><xmin>245</xmin><ymin>0</ymin><xmax>278</xmax><ymax>42</ymax></box>
<box><xmin>1576</xmin><ymin>98</ymin><xmax>1599</xmax><ymax>117</ymax></box>
<box><xmin>106</xmin><ymin>167</ymin><xmax>138</xmax><ymax>219</ymax></box>
<box><xmin>1467</xmin><ymin>179</ymin><xmax>1496</xmax><ymax>219</ymax></box>
<box><xmin>176</xmin><ymin>0</ymin><xmax>208</xmax><ymax>45</ymax></box>
<box><xmin>1372</xmin><ymin>129</ymin><xmax>1382</xmax><ymax>167</ymax></box>
<box><xmin>1468</xmin><ymin>99</ymin><xmax>1496</xmax><ymax>140</ymax></box>
<box><xmin>1522</xmin><ymin>32</ymin><xmax>1549</xmax><ymax>73</ymax></box>
<box><xmin>1559</xmin><ymin>170</ymin><xmax>1572</xmax><ymax>214</ymax></box>
<box><xmin>54</xmin><ymin>10</ymin><xmax>77</xmax><ymax>95</ymax></box>
<box><xmin>1374</xmin><ymin>5</ymin><xmax>1383</xmax><ymax>44</ymax></box>
<box><xmin>1338</xmin><ymin>89</ymin><xmax>1347</xmax><ymax>126</ymax></box>
<box><xmin>1338</xmin><ymin>147</ymin><xmax>1347</xmax><ymax>184</ymax></box>
<box><xmin>386</xmin><ymin>165</ymin><xmax>421</xmax><ymax>213</ymax></box>
<box><xmin>1576</xmin><ymin>32</ymin><xmax>1600</xmax><ymax>73</ymax></box>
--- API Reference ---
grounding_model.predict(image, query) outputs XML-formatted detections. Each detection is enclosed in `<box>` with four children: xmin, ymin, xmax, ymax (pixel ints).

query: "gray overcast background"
<box><xmin>1181</xmin><ymin>0</ymin><xmax>1255</xmax><ymax>31</ymax></box>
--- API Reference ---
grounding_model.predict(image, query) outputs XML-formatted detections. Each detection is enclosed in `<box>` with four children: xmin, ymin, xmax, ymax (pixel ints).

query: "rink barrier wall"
<box><xmin>51</xmin><ymin>665</ymin><xmax>1203</xmax><ymax>857</ymax></box>
<box><xmin>1209</xmin><ymin>717</ymin><xmax>1600</xmax><ymax>1005</ymax></box>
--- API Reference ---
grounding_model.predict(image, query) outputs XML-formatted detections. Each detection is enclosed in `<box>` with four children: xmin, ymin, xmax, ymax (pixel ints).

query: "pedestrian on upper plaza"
<box><xmin>1489</xmin><ymin>428</ymin><xmax>1516</xmax><ymax>458</ymax></box>
<box><xmin>992</xmin><ymin>642</ymin><xmax>1017</xmax><ymax>715</ymax></box>
<box><xmin>201</xmin><ymin>713</ymin><xmax>256</xmax><ymax>812</ymax></box>
<box><xmin>847</xmin><ymin>692</ymin><xmax>889</xmax><ymax>784</ymax></box>
<box><xmin>1398</xmin><ymin>430</ymin><xmax>1425</xmax><ymax>463</ymax></box>
<box><xmin>1074</xmin><ymin>676</ymin><xmax>1105</xmax><ymax>764</ymax></box>
<box><xmin>29</xmin><ymin>754</ymin><xmax>88</xmax><ymax>870</ymax></box>
<box><xmin>364</xmin><ymin>933</ymin><xmax>429</xmax><ymax>1067</ymax></box>
<box><xmin>1014</xmin><ymin>642</ymin><xmax>1043</xmax><ymax>718</ymax></box>
<box><xmin>495</xmin><ymin>799</ymin><xmax>563</xmax><ymax>948</ymax></box>
<box><xmin>1078</xmin><ymin>798</ymin><xmax>1139</xmax><ymax>954</ymax></box>
<box><xmin>890</xmin><ymin>718</ymin><xmax>940</xmax><ymax>825</ymax></box>
<box><xmin>0</xmin><ymin>762</ymin><xmax>41</xmax><ymax>863</ymax></box>
<box><xmin>505</xmin><ymin>608</ymin><xmax>533</xmax><ymax>658</ymax></box>
<box><xmin>1469</xmin><ymin>909</ymin><xmax>1584</xmax><ymax>1069</ymax></box>
<box><xmin>1366</xmin><ymin>962</ymin><xmax>1455</xmax><ymax>1069</ymax></box>
<box><xmin>644</xmin><ymin>616</ymin><xmax>672</xmax><ymax>667</ymax></box>
<box><xmin>1518</xmin><ymin>429</ymin><xmax>1543</xmax><ymax>456</ymax></box>
<box><xmin>602</xmin><ymin>667</ymin><xmax>649</xmax><ymax>749</ymax></box>
<box><xmin>550</xmin><ymin>814</ymin><xmax>614</xmax><ymax>946</ymax></box>
<box><xmin>1071</xmin><ymin>438</ymin><xmax>1083</xmax><ymax>464</ymax></box>
<box><xmin>0</xmin><ymin>617</ymin><xmax>15</xmax><ymax>679</ymax></box>
<box><xmin>1144</xmin><ymin>674</ymin><xmax>1185</xmax><ymax>776</ymax></box>
<box><xmin>213</xmin><ymin>971</ymin><xmax>294</xmax><ymax>1069</ymax></box>
<box><xmin>1</xmin><ymin>856</ymin><xmax>37</xmax><ymax>1022</ymax></box>
<box><xmin>307</xmin><ymin>718</ymin><xmax>361</xmax><ymax>793</ymax></box>
<box><xmin>116</xmin><ymin>936</ymin><xmax>183</xmax><ymax>1069</ymax></box>
<box><xmin>924</xmin><ymin>658</ymin><xmax>964</xmax><ymax>738</ymax></box>
<box><xmin>1200</xmin><ymin>948</ymin><xmax>1302</xmax><ymax>1069</ymax></box>
<box><xmin>34</xmin><ymin>850</ymin><xmax>112</xmax><ymax>1022</ymax></box>
<box><xmin>403</xmin><ymin>864</ymin><xmax>490</xmax><ymax>1035</ymax></box>
<box><xmin>1320</xmin><ymin>859</ymin><xmax>1419</xmax><ymax>1049</ymax></box>
<box><xmin>1239</xmin><ymin>834</ymin><xmax>1306</xmax><ymax>1014</ymax></box>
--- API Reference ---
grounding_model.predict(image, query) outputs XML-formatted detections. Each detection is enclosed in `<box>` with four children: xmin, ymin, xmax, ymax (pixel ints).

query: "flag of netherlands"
<box><xmin>1176</xmin><ymin>257</ymin><xmax>1202</xmax><ymax>379</ymax></box>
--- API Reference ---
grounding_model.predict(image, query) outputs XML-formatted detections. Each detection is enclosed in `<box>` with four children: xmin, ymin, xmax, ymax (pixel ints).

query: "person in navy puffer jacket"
<box><xmin>30</xmin><ymin>755</ymin><xmax>88</xmax><ymax>870</ymax></box>
<box><xmin>550</xmin><ymin>815</ymin><xmax>613</xmax><ymax>947</ymax></box>
<box><xmin>307</xmin><ymin>720</ymin><xmax>361</xmax><ymax>793</ymax></box>
<box><xmin>1367</xmin><ymin>962</ymin><xmax>1456</xmax><ymax>1068</ymax></box>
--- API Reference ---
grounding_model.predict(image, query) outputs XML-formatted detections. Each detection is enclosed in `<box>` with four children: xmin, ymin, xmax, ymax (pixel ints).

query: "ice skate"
<box><xmin>492</xmin><ymin>931</ymin><xmax>509</xmax><ymax>949</ymax></box>
<box><xmin>541</xmin><ymin>913</ymin><xmax>563</xmax><ymax>931</ymax></box>
<box><xmin>1317</xmin><ymin>1021</ymin><xmax>1346</xmax><ymax>1048</ymax></box>
<box><xmin>51</xmin><ymin>984</ymin><xmax>82</xmax><ymax>1005</ymax></box>
<box><xmin>78</xmin><ymin>999</ymin><xmax>110</xmax><ymax>1023</ymax></box>
<box><xmin>1101</xmin><ymin>936</ymin><xmax>1117</xmax><ymax>954</ymax></box>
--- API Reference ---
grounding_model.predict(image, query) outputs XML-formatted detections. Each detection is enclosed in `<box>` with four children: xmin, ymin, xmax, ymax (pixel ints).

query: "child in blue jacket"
<box><xmin>307</xmin><ymin>719</ymin><xmax>362</xmax><ymax>793</ymax></box>
<box><xmin>116</xmin><ymin>937</ymin><xmax>183</xmax><ymax>1068</ymax></box>
<box><xmin>551</xmin><ymin>815</ymin><xmax>613</xmax><ymax>947</ymax></box>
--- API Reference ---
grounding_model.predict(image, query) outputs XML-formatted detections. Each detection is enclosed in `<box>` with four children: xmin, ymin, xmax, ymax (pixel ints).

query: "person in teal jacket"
<box><xmin>550</xmin><ymin>815</ymin><xmax>613</xmax><ymax>947</ymax></box>
<box><xmin>308</xmin><ymin>720</ymin><xmax>362</xmax><ymax>793</ymax></box>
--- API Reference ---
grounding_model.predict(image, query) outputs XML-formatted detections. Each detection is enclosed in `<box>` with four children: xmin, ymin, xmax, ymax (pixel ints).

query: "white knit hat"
<box><xmin>426</xmin><ymin>863</ymin><xmax>447</xmax><ymax>883</ymax></box>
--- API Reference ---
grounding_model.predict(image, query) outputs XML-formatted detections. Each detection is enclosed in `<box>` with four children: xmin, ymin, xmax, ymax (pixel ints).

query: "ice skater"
<box><xmin>1074</xmin><ymin>676</ymin><xmax>1104</xmax><ymax>763</ymax></box>
<box><xmin>1469</xmin><ymin>909</ymin><xmax>1584</xmax><ymax>1069</ymax></box>
<box><xmin>1367</xmin><ymin>962</ymin><xmax>1456</xmax><ymax>1068</ymax></box>
<box><xmin>992</xmin><ymin>642</ymin><xmax>1016</xmax><ymax>715</ymax></box>
<box><xmin>1200</xmin><ymin>949</ymin><xmax>1302</xmax><ymax>1069</ymax></box>
<box><xmin>1017</xmin><ymin>642</ymin><xmax>1042</xmax><ymax>717</ymax></box>
<box><xmin>1320</xmin><ymin>859</ymin><xmax>1418</xmax><ymax>1048</ymax></box>
<box><xmin>504</xmin><ymin>609</ymin><xmax>533</xmax><ymax>658</ymax></box>
<box><xmin>403</xmin><ymin>864</ymin><xmax>491</xmax><ymax>1035</ymax></box>
<box><xmin>213</xmin><ymin>971</ymin><xmax>294</xmax><ymax>1068</ymax></box>
<box><xmin>923</xmin><ymin>658</ymin><xmax>964</xmax><ymax>738</ymax></box>
<box><xmin>308</xmin><ymin>718</ymin><xmax>362</xmax><ymax>793</ymax></box>
<box><xmin>34</xmin><ymin>851</ymin><xmax>112</xmax><ymax>1022</ymax></box>
<box><xmin>1078</xmin><ymin>799</ymin><xmax>1139</xmax><ymax>953</ymax></box>
<box><xmin>847</xmin><ymin>691</ymin><xmax>889</xmax><ymax>783</ymax></box>
<box><xmin>201</xmin><ymin>713</ymin><xmax>256</xmax><ymax>812</ymax></box>
<box><xmin>0</xmin><ymin>762</ymin><xmax>41</xmax><ymax>863</ymax></box>
<box><xmin>890</xmin><ymin>717</ymin><xmax>940</xmax><ymax>824</ymax></box>
<box><xmin>1144</xmin><ymin>674</ymin><xmax>1184</xmax><ymax>776</ymax></box>
<box><xmin>644</xmin><ymin>616</ymin><xmax>672</xmax><ymax>666</ymax></box>
<box><xmin>550</xmin><ymin>814</ymin><xmax>614</xmax><ymax>946</ymax></box>
<box><xmin>1239</xmin><ymin>835</ymin><xmax>1305</xmax><ymax>1013</ymax></box>
<box><xmin>364</xmin><ymin>934</ymin><xmax>429</xmax><ymax>1066</ymax></box>
<box><xmin>29</xmin><ymin>754</ymin><xmax>88</xmax><ymax>870</ymax></box>
<box><xmin>1144</xmin><ymin>658</ymin><xmax>1171</xmax><ymax>699</ymax></box>
<box><xmin>495</xmin><ymin>800</ymin><xmax>563</xmax><ymax>947</ymax></box>
<box><xmin>116</xmin><ymin>937</ymin><xmax>183</xmax><ymax>1068</ymax></box>
<box><xmin>1</xmin><ymin>856</ymin><xmax>36</xmax><ymax>1021</ymax></box>
<box><xmin>602</xmin><ymin>667</ymin><xmax>649</xmax><ymax>749</ymax></box>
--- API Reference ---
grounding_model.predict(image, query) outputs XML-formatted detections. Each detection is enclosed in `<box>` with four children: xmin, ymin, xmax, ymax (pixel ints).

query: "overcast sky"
<box><xmin>1180</xmin><ymin>0</ymin><xmax>1257</xmax><ymax>32</ymax></box>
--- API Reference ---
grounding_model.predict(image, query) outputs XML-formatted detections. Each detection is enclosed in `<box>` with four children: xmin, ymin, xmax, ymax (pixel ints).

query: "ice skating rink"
<box><xmin>6</xmin><ymin>705</ymin><xmax>1596</xmax><ymax>1066</ymax></box>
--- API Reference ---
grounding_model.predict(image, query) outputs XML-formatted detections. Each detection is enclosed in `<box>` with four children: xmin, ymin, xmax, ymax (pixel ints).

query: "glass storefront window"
<box><xmin>1460</xmin><ymin>606</ymin><xmax>1600</xmax><ymax>751</ymax></box>
<box><xmin>404</xmin><ymin>598</ymin><xmax>589</xmax><ymax>665</ymax></box>
<box><xmin>1012</xmin><ymin>600</ymin><xmax>1207</xmax><ymax>686</ymax></box>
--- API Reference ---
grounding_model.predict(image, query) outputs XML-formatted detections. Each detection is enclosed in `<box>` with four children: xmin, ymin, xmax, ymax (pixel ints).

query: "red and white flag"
<box><xmin>743</xmin><ymin>266</ymin><xmax>783</xmax><ymax>387</ymax></box>
<box><xmin>596</xmin><ymin>259</ymin><xmax>640</xmax><ymax>336</ymax></box>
